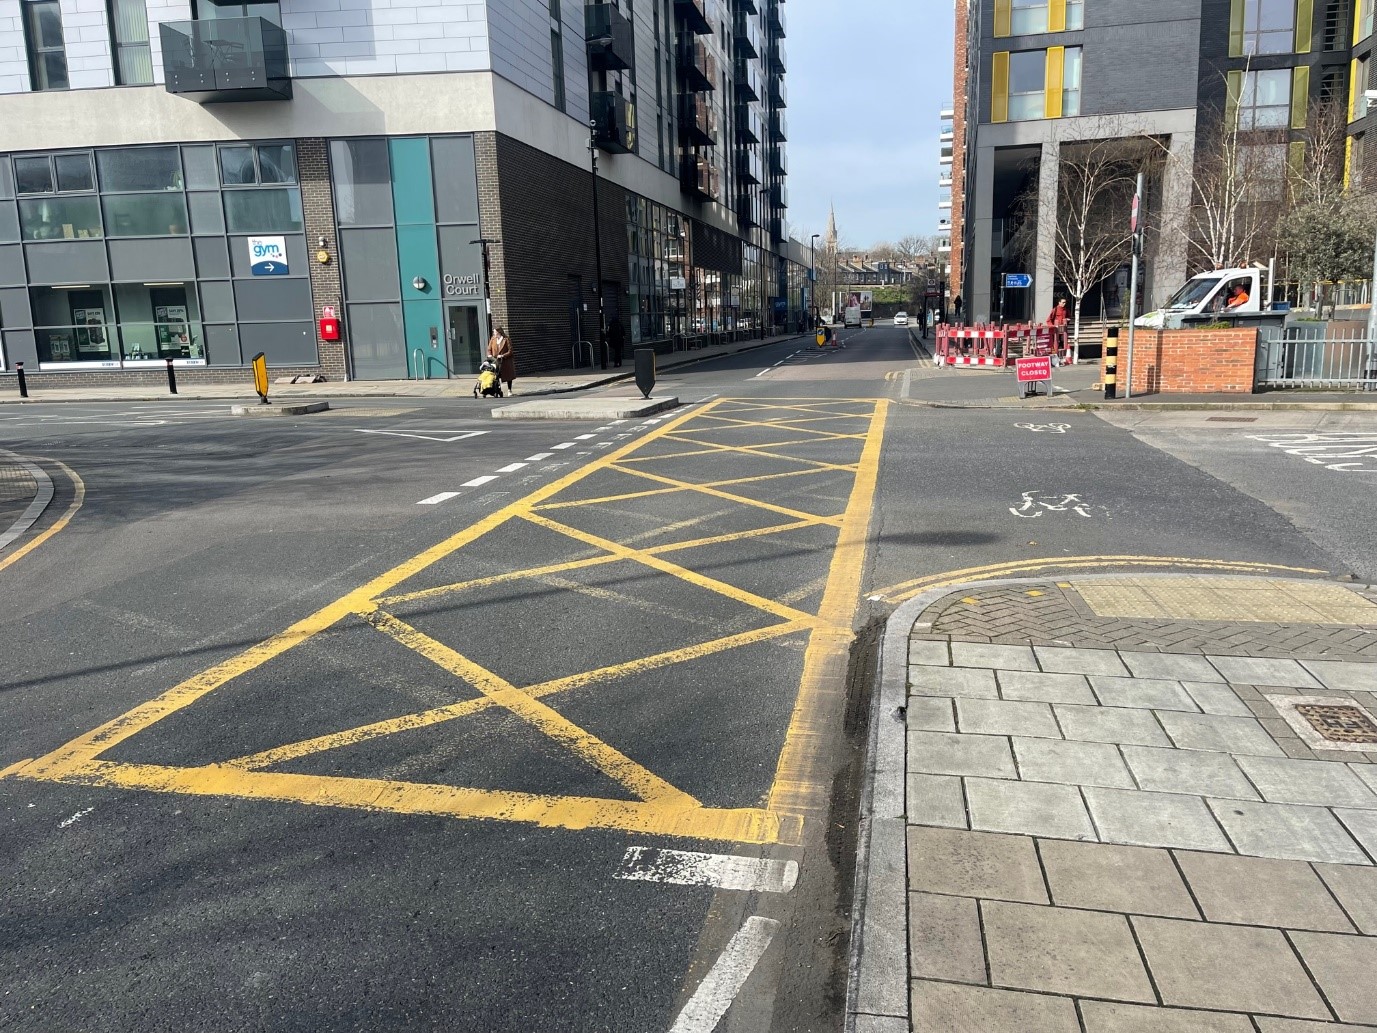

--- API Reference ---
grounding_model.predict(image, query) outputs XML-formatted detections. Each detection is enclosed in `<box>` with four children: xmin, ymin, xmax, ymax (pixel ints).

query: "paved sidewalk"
<box><xmin>0</xmin><ymin>332</ymin><xmax>806</xmax><ymax>405</ymax></box>
<box><xmin>851</xmin><ymin>573</ymin><xmax>1377</xmax><ymax>1033</ymax></box>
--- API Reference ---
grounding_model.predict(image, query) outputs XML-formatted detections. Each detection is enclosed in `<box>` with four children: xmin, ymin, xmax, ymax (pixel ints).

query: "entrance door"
<box><xmin>446</xmin><ymin>304</ymin><xmax>483</xmax><ymax>376</ymax></box>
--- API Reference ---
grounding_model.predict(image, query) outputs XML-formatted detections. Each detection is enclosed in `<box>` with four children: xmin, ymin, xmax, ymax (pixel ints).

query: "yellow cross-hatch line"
<box><xmin>5</xmin><ymin>397</ymin><xmax>890</xmax><ymax>845</ymax></box>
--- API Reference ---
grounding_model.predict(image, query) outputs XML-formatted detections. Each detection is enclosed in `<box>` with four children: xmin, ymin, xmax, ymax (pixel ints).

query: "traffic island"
<box><xmin>229</xmin><ymin>401</ymin><xmax>331</xmax><ymax>417</ymax></box>
<box><xmin>490</xmin><ymin>396</ymin><xmax>679</xmax><ymax>420</ymax></box>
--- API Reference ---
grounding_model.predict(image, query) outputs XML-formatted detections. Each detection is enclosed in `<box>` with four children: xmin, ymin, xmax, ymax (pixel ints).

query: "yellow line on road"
<box><xmin>376</xmin><ymin>553</ymin><xmax>620</xmax><ymax>606</ymax></box>
<box><xmin>618</xmin><ymin>437</ymin><xmax>860</xmax><ymax>473</ymax></box>
<box><xmin>606</xmin><ymin>464</ymin><xmax>845</xmax><ymax>529</ymax></box>
<box><xmin>534</xmin><ymin>465</ymin><xmax>842</xmax><ymax>513</ymax></box>
<box><xmin>0</xmin><ymin>460</ymin><xmax>85</xmax><ymax>573</ymax></box>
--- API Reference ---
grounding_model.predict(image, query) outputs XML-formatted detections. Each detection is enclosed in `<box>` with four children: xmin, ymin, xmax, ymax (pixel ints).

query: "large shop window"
<box><xmin>23</xmin><ymin>0</ymin><xmax>68</xmax><ymax>91</ymax></box>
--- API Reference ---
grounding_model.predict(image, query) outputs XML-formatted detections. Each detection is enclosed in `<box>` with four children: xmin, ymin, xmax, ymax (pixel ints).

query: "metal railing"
<box><xmin>1257</xmin><ymin>327</ymin><xmax>1377</xmax><ymax>390</ymax></box>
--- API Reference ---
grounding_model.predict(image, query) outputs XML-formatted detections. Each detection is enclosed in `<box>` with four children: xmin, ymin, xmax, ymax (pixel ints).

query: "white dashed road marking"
<box><xmin>417</xmin><ymin>492</ymin><xmax>462</xmax><ymax>506</ymax></box>
<box><xmin>496</xmin><ymin>463</ymin><xmax>528</xmax><ymax>473</ymax></box>
<box><xmin>525</xmin><ymin>452</ymin><xmax>555</xmax><ymax>461</ymax></box>
<box><xmin>552</xmin><ymin>442</ymin><xmax>576</xmax><ymax>450</ymax></box>
<box><xmin>616</xmin><ymin>847</ymin><xmax>798</xmax><ymax>893</ymax></box>
<box><xmin>461</xmin><ymin>475</ymin><xmax>498</xmax><ymax>488</ymax></box>
<box><xmin>668</xmin><ymin>916</ymin><xmax>780</xmax><ymax>1033</ymax></box>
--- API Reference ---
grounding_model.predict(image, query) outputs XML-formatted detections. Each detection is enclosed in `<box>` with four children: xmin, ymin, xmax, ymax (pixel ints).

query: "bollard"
<box><xmin>165</xmin><ymin>357</ymin><xmax>178</xmax><ymax>394</ymax></box>
<box><xmin>1103</xmin><ymin>327</ymin><xmax>1118</xmax><ymax>400</ymax></box>
<box><xmin>15</xmin><ymin>361</ymin><xmax>28</xmax><ymax>398</ymax></box>
<box><xmin>633</xmin><ymin>347</ymin><xmax>656</xmax><ymax>399</ymax></box>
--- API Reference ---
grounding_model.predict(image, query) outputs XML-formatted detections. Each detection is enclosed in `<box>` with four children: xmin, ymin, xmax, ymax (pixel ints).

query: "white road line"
<box><xmin>496</xmin><ymin>463</ymin><xmax>528</xmax><ymax>473</ymax></box>
<box><xmin>575</xmin><ymin>433</ymin><xmax>597</xmax><ymax>440</ymax></box>
<box><xmin>461</xmin><ymin>475</ymin><xmax>498</xmax><ymax>487</ymax></box>
<box><xmin>616</xmin><ymin>847</ymin><xmax>798</xmax><ymax>893</ymax></box>
<box><xmin>552</xmin><ymin>442</ymin><xmax>576</xmax><ymax>450</ymax></box>
<box><xmin>610</xmin><ymin>419</ymin><xmax>627</xmax><ymax>424</ymax></box>
<box><xmin>525</xmin><ymin>452</ymin><xmax>555</xmax><ymax>461</ymax></box>
<box><xmin>417</xmin><ymin>492</ymin><xmax>461</xmax><ymax>506</ymax></box>
<box><xmin>59</xmin><ymin>808</ymin><xmax>94</xmax><ymax>829</ymax></box>
<box><xmin>668</xmin><ymin>916</ymin><xmax>780</xmax><ymax>1033</ymax></box>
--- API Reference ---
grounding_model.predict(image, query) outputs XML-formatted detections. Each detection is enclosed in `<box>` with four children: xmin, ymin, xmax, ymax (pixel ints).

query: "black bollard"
<box><xmin>1103</xmin><ymin>327</ymin><xmax>1118</xmax><ymax>400</ymax></box>
<box><xmin>633</xmin><ymin>347</ymin><xmax>656</xmax><ymax>399</ymax></box>
<box><xmin>15</xmin><ymin>361</ymin><xmax>28</xmax><ymax>398</ymax></box>
<box><xmin>165</xmin><ymin>357</ymin><xmax>178</xmax><ymax>394</ymax></box>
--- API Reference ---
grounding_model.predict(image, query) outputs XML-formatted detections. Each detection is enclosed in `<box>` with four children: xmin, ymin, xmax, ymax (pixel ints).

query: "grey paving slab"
<box><xmin>907</xmin><ymin>773</ymin><xmax>969</xmax><ymax>829</ymax></box>
<box><xmin>911</xmin><ymin>981</ymin><xmax>1081</xmax><ymax>1033</ymax></box>
<box><xmin>852</xmin><ymin>1015</ymin><xmax>908</xmax><ymax>1033</ymax></box>
<box><xmin>1352</xmin><ymin>764</ymin><xmax>1377</xmax><ymax>796</ymax></box>
<box><xmin>1120</xmin><ymin>652</ymin><xmax>1225</xmax><ymax>682</ymax></box>
<box><xmin>908</xmin><ymin>638</ymin><xmax>951</xmax><ymax>666</ymax></box>
<box><xmin>1290</xmin><ymin>931</ymin><xmax>1377</xmax><ymax>1024</ymax></box>
<box><xmin>1156</xmin><ymin>711</ymin><xmax>1287</xmax><ymax>757</ymax></box>
<box><xmin>1316</xmin><ymin>862</ymin><xmax>1377</xmax><ymax>933</ymax></box>
<box><xmin>950</xmin><ymin>642</ymin><xmax>1040</xmax><ymax>671</ymax></box>
<box><xmin>982</xmin><ymin>900</ymin><xmax>1154</xmax><ymax>1002</ymax></box>
<box><xmin>966</xmin><ymin>778</ymin><xmax>1098</xmax><ymax>841</ymax></box>
<box><xmin>1039</xmin><ymin>840</ymin><xmax>1199</xmax><ymax>919</ymax></box>
<box><xmin>1333</xmin><ymin>807</ymin><xmax>1377</xmax><ymax>860</ymax></box>
<box><xmin>1254</xmin><ymin>1020</ymin><xmax>1377</xmax><ymax>1033</ymax></box>
<box><xmin>907</xmin><ymin>696</ymin><xmax>956</xmax><ymax>732</ymax></box>
<box><xmin>1121</xmin><ymin>745</ymin><xmax>1260</xmax><ymax>800</ymax></box>
<box><xmin>909</xmin><ymin>665</ymin><xmax>998</xmax><ymax>699</ymax></box>
<box><xmin>1182</xmin><ymin>680</ymin><xmax>1254</xmax><ymax>717</ymax></box>
<box><xmin>1079</xmin><ymin>1001</ymin><xmax>1254</xmax><ymax>1033</ymax></box>
<box><xmin>906</xmin><ymin>827</ymin><xmax>1049</xmax><ymax>903</ymax></box>
<box><xmin>1173</xmin><ymin>851</ymin><xmax>1356</xmax><ymax>931</ymax></box>
<box><xmin>1237</xmin><ymin>755</ymin><xmax>1377</xmax><ymax>809</ymax></box>
<box><xmin>1091</xmin><ymin>676</ymin><xmax>1201</xmax><ymax>713</ymax></box>
<box><xmin>1208</xmin><ymin>799</ymin><xmax>1371</xmax><ymax>864</ymax></box>
<box><xmin>1133</xmin><ymin>917</ymin><xmax>1330</xmax><ymax>1019</ymax></box>
<box><xmin>956</xmin><ymin>697</ymin><xmax>1062</xmax><ymax>739</ymax></box>
<box><xmin>909</xmin><ymin>892</ymin><xmax>986</xmax><ymax>984</ymax></box>
<box><xmin>908</xmin><ymin>730</ymin><xmax>1016</xmax><ymax>779</ymax></box>
<box><xmin>1012</xmin><ymin>737</ymin><xmax>1135</xmax><ymax>789</ymax></box>
<box><xmin>1083</xmin><ymin>787</ymin><xmax>1232</xmax><ymax>852</ymax></box>
<box><xmin>998</xmin><ymin>669</ymin><xmax>1097</xmax><ymax>705</ymax></box>
<box><xmin>1301</xmin><ymin>659</ymin><xmax>1377</xmax><ymax>694</ymax></box>
<box><xmin>1054</xmin><ymin>705</ymin><xmax>1172</xmax><ymax>748</ymax></box>
<box><xmin>1033</xmin><ymin>646</ymin><xmax>1130</xmax><ymax>677</ymax></box>
<box><xmin>1208</xmin><ymin>656</ymin><xmax>1324</xmax><ymax>689</ymax></box>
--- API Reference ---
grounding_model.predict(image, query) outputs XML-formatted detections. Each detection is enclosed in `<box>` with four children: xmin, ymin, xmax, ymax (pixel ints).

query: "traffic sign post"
<box><xmin>1015</xmin><ymin>353</ymin><xmax>1052</xmax><ymax>399</ymax></box>
<box><xmin>1001</xmin><ymin>272</ymin><xmax>1030</xmax><ymax>323</ymax></box>
<box><xmin>1126</xmin><ymin>171</ymin><xmax>1144</xmax><ymax>400</ymax></box>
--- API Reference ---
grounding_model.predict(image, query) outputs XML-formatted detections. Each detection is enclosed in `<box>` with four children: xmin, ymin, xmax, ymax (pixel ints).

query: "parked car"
<box><xmin>894</xmin><ymin>312</ymin><xmax>909</xmax><ymax>326</ymax></box>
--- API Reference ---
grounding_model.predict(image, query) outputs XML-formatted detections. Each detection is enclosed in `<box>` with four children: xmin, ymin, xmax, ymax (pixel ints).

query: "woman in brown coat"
<box><xmin>487</xmin><ymin>326</ymin><xmax>515</xmax><ymax>394</ymax></box>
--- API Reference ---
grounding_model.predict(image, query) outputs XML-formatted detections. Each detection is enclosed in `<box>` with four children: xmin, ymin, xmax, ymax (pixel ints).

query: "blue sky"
<box><xmin>784</xmin><ymin>2</ymin><xmax>953</xmax><ymax>251</ymax></box>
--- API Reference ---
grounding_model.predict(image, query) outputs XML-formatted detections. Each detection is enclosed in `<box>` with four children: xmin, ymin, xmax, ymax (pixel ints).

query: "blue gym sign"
<box><xmin>249</xmin><ymin>236</ymin><xmax>289</xmax><ymax>276</ymax></box>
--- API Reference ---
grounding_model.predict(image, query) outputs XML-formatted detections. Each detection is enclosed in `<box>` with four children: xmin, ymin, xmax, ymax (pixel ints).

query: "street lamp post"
<box><xmin>469</xmin><ymin>237</ymin><xmax>498</xmax><ymax>321</ymax></box>
<box><xmin>810</xmin><ymin>233</ymin><xmax>820</xmax><ymax>326</ymax></box>
<box><xmin>588</xmin><ymin>119</ymin><xmax>608</xmax><ymax>371</ymax></box>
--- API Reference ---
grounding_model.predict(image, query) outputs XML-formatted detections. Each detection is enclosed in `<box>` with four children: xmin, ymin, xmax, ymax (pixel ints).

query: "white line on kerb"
<box><xmin>59</xmin><ymin>808</ymin><xmax>94</xmax><ymax>829</ymax></box>
<box><xmin>552</xmin><ymin>442</ymin><xmax>576</xmax><ymax>450</ymax></box>
<box><xmin>616</xmin><ymin>847</ymin><xmax>798</xmax><ymax>893</ymax></box>
<box><xmin>496</xmin><ymin>463</ymin><xmax>528</xmax><ymax>473</ymax></box>
<box><xmin>668</xmin><ymin>916</ymin><xmax>780</xmax><ymax>1033</ymax></box>
<box><xmin>525</xmin><ymin>452</ymin><xmax>555</xmax><ymax>461</ymax></box>
<box><xmin>461</xmin><ymin>475</ymin><xmax>498</xmax><ymax>487</ymax></box>
<box><xmin>417</xmin><ymin>491</ymin><xmax>461</xmax><ymax>505</ymax></box>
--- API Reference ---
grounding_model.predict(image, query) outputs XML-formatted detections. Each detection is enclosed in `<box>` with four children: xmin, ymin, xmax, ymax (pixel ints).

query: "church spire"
<box><xmin>824</xmin><ymin>203</ymin><xmax>838</xmax><ymax>250</ymax></box>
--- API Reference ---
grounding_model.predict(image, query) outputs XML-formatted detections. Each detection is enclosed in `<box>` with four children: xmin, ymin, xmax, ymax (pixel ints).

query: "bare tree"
<box><xmin>1290</xmin><ymin>97</ymin><xmax>1349</xmax><ymax>208</ymax></box>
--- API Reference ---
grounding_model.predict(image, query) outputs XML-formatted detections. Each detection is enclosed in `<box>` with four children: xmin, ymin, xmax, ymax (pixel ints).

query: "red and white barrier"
<box><xmin>934</xmin><ymin>322</ymin><xmax>1074</xmax><ymax>370</ymax></box>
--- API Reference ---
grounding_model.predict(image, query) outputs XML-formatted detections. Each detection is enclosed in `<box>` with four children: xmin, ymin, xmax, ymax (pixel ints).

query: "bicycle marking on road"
<box><xmin>1248</xmin><ymin>432</ymin><xmax>1377</xmax><ymax>474</ymax></box>
<box><xmin>5</xmin><ymin>397</ymin><xmax>888</xmax><ymax>846</ymax></box>
<box><xmin>1010</xmin><ymin>491</ymin><xmax>1101</xmax><ymax>519</ymax></box>
<box><xmin>1016</xmin><ymin>422</ymin><xmax>1072</xmax><ymax>433</ymax></box>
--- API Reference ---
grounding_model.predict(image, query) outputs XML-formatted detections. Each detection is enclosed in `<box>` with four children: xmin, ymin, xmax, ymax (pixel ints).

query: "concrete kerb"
<box><xmin>0</xmin><ymin>449</ymin><xmax>54</xmax><ymax>552</ymax></box>
<box><xmin>842</xmin><ymin>567</ymin><xmax>1369</xmax><ymax>1033</ymax></box>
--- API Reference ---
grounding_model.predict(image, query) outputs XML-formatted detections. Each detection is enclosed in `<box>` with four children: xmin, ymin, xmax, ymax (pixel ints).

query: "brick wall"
<box><xmin>1101</xmin><ymin>327</ymin><xmax>1258</xmax><ymax>394</ymax></box>
<box><xmin>950</xmin><ymin>0</ymin><xmax>968</xmax><ymax>301</ymax></box>
<box><xmin>298</xmin><ymin>137</ymin><xmax>347</xmax><ymax>380</ymax></box>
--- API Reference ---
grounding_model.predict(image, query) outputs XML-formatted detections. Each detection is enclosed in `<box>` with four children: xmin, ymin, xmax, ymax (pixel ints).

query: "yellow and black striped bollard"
<box><xmin>1103</xmin><ymin>327</ymin><xmax>1118</xmax><ymax>400</ymax></box>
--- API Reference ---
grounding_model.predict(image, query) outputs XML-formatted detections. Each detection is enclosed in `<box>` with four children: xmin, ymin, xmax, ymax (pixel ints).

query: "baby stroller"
<box><xmin>474</xmin><ymin>357</ymin><xmax>504</xmax><ymax>398</ymax></box>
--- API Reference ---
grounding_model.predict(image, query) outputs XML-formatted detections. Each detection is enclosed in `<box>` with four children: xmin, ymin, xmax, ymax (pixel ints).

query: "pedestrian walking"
<box><xmin>953</xmin><ymin>295</ymin><xmax>964</xmax><ymax>323</ymax></box>
<box><xmin>917</xmin><ymin>307</ymin><xmax>928</xmax><ymax>338</ymax></box>
<box><xmin>487</xmin><ymin>325</ymin><xmax>515</xmax><ymax>394</ymax></box>
<box><xmin>606</xmin><ymin>316</ymin><xmax>626</xmax><ymax>367</ymax></box>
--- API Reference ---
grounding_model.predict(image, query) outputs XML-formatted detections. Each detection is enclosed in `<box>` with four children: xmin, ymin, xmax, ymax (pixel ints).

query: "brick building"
<box><xmin>0</xmin><ymin>0</ymin><xmax>799</xmax><ymax>387</ymax></box>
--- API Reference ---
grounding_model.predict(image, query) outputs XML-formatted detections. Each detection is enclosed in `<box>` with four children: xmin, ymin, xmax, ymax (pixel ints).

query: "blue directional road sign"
<box><xmin>1003</xmin><ymin>273</ymin><xmax>1032</xmax><ymax>288</ymax></box>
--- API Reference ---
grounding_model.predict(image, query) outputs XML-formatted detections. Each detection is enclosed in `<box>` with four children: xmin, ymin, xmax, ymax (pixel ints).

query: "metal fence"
<box><xmin>1257</xmin><ymin>327</ymin><xmax>1377</xmax><ymax>390</ymax></box>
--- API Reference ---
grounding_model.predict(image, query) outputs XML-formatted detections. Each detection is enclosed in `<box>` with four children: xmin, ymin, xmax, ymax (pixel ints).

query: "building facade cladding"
<box><xmin>950</xmin><ymin>0</ymin><xmax>971</xmax><ymax>305</ymax></box>
<box><xmin>0</xmin><ymin>0</ymin><xmax>794</xmax><ymax>385</ymax></box>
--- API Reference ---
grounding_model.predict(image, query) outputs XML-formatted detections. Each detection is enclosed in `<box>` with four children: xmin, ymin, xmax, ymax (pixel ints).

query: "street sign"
<box><xmin>1003</xmin><ymin>273</ymin><xmax>1032</xmax><ymax>288</ymax></box>
<box><xmin>1131</xmin><ymin>193</ymin><xmax>1140</xmax><ymax>234</ymax></box>
<box><xmin>1016</xmin><ymin>354</ymin><xmax>1052</xmax><ymax>383</ymax></box>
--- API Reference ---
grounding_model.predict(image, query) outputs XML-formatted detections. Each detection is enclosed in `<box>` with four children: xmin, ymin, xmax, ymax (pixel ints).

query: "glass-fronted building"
<box><xmin>0</xmin><ymin>0</ymin><xmax>800</xmax><ymax>386</ymax></box>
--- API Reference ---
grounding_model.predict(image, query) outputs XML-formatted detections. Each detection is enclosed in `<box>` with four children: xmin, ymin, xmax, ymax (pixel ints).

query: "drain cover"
<box><xmin>1207</xmin><ymin>416</ymin><xmax>1259</xmax><ymax>422</ymax></box>
<box><xmin>1294</xmin><ymin>704</ymin><xmax>1377</xmax><ymax>744</ymax></box>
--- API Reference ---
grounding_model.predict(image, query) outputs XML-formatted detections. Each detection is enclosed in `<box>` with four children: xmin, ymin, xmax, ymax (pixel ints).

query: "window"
<box><xmin>1238</xmin><ymin>68</ymin><xmax>1293</xmax><ymax>128</ymax></box>
<box><xmin>108</xmin><ymin>0</ymin><xmax>153</xmax><ymax>85</ymax></box>
<box><xmin>23</xmin><ymin>0</ymin><xmax>68</xmax><ymax>91</ymax></box>
<box><xmin>1004</xmin><ymin>0</ymin><xmax>1083</xmax><ymax>35</ymax></box>
<box><xmin>19</xmin><ymin>196</ymin><xmax>102</xmax><ymax>240</ymax></box>
<box><xmin>101</xmin><ymin>193</ymin><xmax>189</xmax><ymax>236</ymax></box>
<box><xmin>97</xmin><ymin>147</ymin><xmax>182</xmax><ymax>191</ymax></box>
<box><xmin>1066</xmin><ymin>0</ymin><xmax>1084</xmax><ymax>29</ymax></box>
<box><xmin>551</xmin><ymin>28</ymin><xmax>566</xmax><ymax>111</ymax></box>
<box><xmin>1362</xmin><ymin>0</ymin><xmax>1374</xmax><ymax>41</ymax></box>
<box><xmin>1357</xmin><ymin>55</ymin><xmax>1371</xmax><ymax>119</ymax></box>
<box><xmin>1011</xmin><ymin>0</ymin><xmax>1048</xmax><ymax>35</ymax></box>
<box><xmin>1062</xmin><ymin>45</ymin><xmax>1082</xmax><ymax>116</ymax></box>
<box><xmin>1008</xmin><ymin>50</ymin><xmax>1047</xmax><ymax>121</ymax></box>
<box><xmin>1241</xmin><ymin>142</ymin><xmax>1289</xmax><ymax>199</ymax></box>
<box><xmin>218</xmin><ymin>142</ymin><xmax>296</xmax><ymax>185</ymax></box>
<box><xmin>1353</xmin><ymin>132</ymin><xmax>1367</xmax><ymax>189</ymax></box>
<box><xmin>14</xmin><ymin>152</ymin><xmax>94</xmax><ymax>195</ymax></box>
<box><xmin>223</xmin><ymin>188</ymin><xmax>303</xmax><ymax>233</ymax></box>
<box><xmin>1242</xmin><ymin>0</ymin><xmax>1296</xmax><ymax>54</ymax></box>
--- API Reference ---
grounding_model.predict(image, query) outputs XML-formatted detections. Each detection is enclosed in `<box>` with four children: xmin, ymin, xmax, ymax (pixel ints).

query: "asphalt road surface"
<box><xmin>2</xmin><ymin>323</ymin><xmax>1373</xmax><ymax>1033</ymax></box>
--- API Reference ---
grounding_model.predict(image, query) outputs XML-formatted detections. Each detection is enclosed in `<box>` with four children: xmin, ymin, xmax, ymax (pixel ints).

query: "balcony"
<box><xmin>768</xmin><ymin>73</ymin><xmax>786</xmax><ymax>107</ymax></box>
<box><xmin>770</xmin><ymin>180</ymin><xmax>787</xmax><ymax>208</ymax></box>
<box><xmin>767</xmin><ymin>0</ymin><xmax>785</xmax><ymax>35</ymax></box>
<box><xmin>769</xmin><ymin>144</ymin><xmax>787</xmax><ymax>175</ymax></box>
<box><xmin>768</xmin><ymin>36</ymin><xmax>785</xmax><ymax>73</ymax></box>
<box><xmin>738</xmin><ymin>148</ymin><xmax>763</xmax><ymax>184</ymax></box>
<box><xmin>675</xmin><ymin>0</ymin><xmax>714</xmax><ymax>36</ymax></box>
<box><xmin>939</xmin><ymin>172</ymin><xmax>953</xmax><ymax>188</ymax></box>
<box><xmin>768</xmin><ymin>215</ymin><xmax>785</xmax><ymax>242</ymax></box>
<box><xmin>680</xmin><ymin>39</ymin><xmax>718</xmax><ymax>91</ymax></box>
<box><xmin>735</xmin><ymin>58</ymin><xmax>761</xmax><ymax>100</ymax></box>
<box><xmin>681</xmin><ymin>154</ymin><xmax>721</xmax><ymax>200</ymax></box>
<box><xmin>735</xmin><ymin>14</ymin><xmax>760</xmax><ymax>58</ymax></box>
<box><xmin>160</xmin><ymin>16</ymin><xmax>290</xmax><ymax>103</ymax></box>
<box><xmin>592</xmin><ymin>91</ymin><xmax>637</xmax><ymax>153</ymax></box>
<box><xmin>938</xmin><ymin>197</ymin><xmax>952</xmax><ymax>210</ymax></box>
<box><xmin>736</xmin><ymin>190</ymin><xmax>760</xmax><ymax>228</ymax></box>
<box><xmin>737</xmin><ymin>103</ymin><xmax>763</xmax><ymax>142</ymax></box>
<box><xmin>585</xmin><ymin>3</ymin><xmax>635</xmax><ymax>72</ymax></box>
<box><xmin>769</xmin><ymin>109</ymin><xmax>786</xmax><ymax>142</ymax></box>
<box><xmin>680</xmin><ymin>94</ymin><xmax>718</xmax><ymax>146</ymax></box>
<box><xmin>736</xmin><ymin>0</ymin><xmax>757</xmax><ymax>13</ymax></box>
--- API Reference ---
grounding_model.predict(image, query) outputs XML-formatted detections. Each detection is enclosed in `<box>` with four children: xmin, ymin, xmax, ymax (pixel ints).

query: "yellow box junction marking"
<box><xmin>5</xmin><ymin>398</ymin><xmax>889</xmax><ymax>847</ymax></box>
